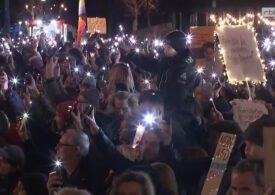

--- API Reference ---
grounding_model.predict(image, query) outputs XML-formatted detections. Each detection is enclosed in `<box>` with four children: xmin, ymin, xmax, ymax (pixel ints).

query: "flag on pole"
<box><xmin>76</xmin><ymin>0</ymin><xmax>86</xmax><ymax>45</ymax></box>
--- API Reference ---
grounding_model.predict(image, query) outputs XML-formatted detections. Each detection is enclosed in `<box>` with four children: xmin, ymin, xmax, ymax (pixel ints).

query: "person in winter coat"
<box><xmin>127</xmin><ymin>30</ymin><xmax>201</xmax><ymax>115</ymax></box>
<box><xmin>0</xmin><ymin>70</ymin><xmax>25</xmax><ymax>123</ymax></box>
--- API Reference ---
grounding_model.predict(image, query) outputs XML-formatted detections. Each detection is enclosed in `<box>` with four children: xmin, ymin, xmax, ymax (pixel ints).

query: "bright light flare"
<box><xmin>153</xmin><ymin>39</ymin><xmax>164</xmax><ymax>47</ymax></box>
<box><xmin>186</xmin><ymin>33</ymin><xmax>192</xmax><ymax>44</ymax></box>
<box><xmin>23</xmin><ymin>112</ymin><xmax>29</xmax><ymax>119</ymax></box>
<box><xmin>55</xmin><ymin>160</ymin><xmax>62</xmax><ymax>167</ymax></box>
<box><xmin>143</xmin><ymin>113</ymin><xmax>156</xmax><ymax>125</ymax></box>
<box><xmin>11</xmin><ymin>77</ymin><xmax>19</xmax><ymax>85</ymax></box>
<box><xmin>119</xmin><ymin>25</ymin><xmax>124</xmax><ymax>31</ymax></box>
<box><xmin>36</xmin><ymin>19</ymin><xmax>43</xmax><ymax>26</ymax></box>
<box><xmin>263</xmin><ymin>38</ymin><xmax>271</xmax><ymax>51</ymax></box>
<box><xmin>196</xmin><ymin>67</ymin><xmax>204</xmax><ymax>74</ymax></box>
<box><xmin>211</xmin><ymin>73</ymin><xmax>217</xmax><ymax>78</ymax></box>
<box><xmin>144</xmin><ymin>79</ymin><xmax>150</xmax><ymax>84</ymax></box>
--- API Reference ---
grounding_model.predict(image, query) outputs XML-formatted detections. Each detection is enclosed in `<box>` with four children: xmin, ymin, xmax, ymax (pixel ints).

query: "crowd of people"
<box><xmin>0</xmin><ymin>28</ymin><xmax>275</xmax><ymax>195</ymax></box>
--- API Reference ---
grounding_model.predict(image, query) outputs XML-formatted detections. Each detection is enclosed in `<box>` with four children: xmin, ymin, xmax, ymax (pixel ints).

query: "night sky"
<box><xmin>0</xmin><ymin>0</ymin><xmax>274</xmax><ymax>33</ymax></box>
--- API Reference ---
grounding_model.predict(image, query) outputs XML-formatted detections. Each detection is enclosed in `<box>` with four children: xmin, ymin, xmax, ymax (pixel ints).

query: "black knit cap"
<box><xmin>164</xmin><ymin>30</ymin><xmax>189</xmax><ymax>53</ymax></box>
<box><xmin>244</xmin><ymin>115</ymin><xmax>275</xmax><ymax>147</ymax></box>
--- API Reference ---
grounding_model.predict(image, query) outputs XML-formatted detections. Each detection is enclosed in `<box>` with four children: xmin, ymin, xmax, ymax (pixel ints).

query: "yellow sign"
<box><xmin>190</xmin><ymin>26</ymin><xmax>215</xmax><ymax>49</ymax></box>
<box><xmin>87</xmin><ymin>17</ymin><xmax>107</xmax><ymax>34</ymax></box>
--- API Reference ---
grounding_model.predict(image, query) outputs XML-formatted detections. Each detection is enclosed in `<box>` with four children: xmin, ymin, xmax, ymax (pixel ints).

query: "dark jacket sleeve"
<box><xmin>23</xmin><ymin>139</ymin><xmax>52</xmax><ymax>174</ymax></box>
<box><xmin>127</xmin><ymin>52</ymin><xmax>160</xmax><ymax>74</ymax></box>
<box><xmin>30</xmin><ymin>93</ymin><xmax>55</xmax><ymax>122</ymax></box>
<box><xmin>0</xmin><ymin>89</ymin><xmax>25</xmax><ymax>122</ymax></box>
<box><xmin>159</xmin><ymin>144</ymin><xmax>179</xmax><ymax>172</ymax></box>
<box><xmin>92</xmin><ymin>130</ymin><xmax>133</xmax><ymax>173</ymax></box>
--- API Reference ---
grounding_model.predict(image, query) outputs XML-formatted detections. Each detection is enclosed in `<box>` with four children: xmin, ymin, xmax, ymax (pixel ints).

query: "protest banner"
<box><xmin>87</xmin><ymin>17</ymin><xmax>107</xmax><ymax>34</ymax></box>
<box><xmin>190</xmin><ymin>26</ymin><xmax>224</xmax><ymax>77</ymax></box>
<box><xmin>231</xmin><ymin>99</ymin><xmax>268</xmax><ymax>131</ymax></box>
<box><xmin>216</xmin><ymin>25</ymin><xmax>265</xmax><ymax>83</ymax></box>
<box><xmin>201</xmin><ymin>133</ymin><xmax>236</xmax><ymax>195</ymax></box>
<box><xmin>263</xmin><ymin>127</ymin><xmax>275</xmax><ymax>188</ymax></box>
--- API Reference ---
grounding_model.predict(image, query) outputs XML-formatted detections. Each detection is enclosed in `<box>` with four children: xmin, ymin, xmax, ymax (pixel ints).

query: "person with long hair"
<box><xmin>105</xmin><ymin>63</ymin><xmax>136</xmax><ymax>100</ymax></box>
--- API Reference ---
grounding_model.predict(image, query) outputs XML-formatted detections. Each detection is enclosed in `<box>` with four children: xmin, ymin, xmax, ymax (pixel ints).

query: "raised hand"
<box><xmin>0</xmin><ymin>70</ymin><xmax>9</xmax><ymax>94</ymax></box>
<box><xmin>47</xmin><ymin>171</ymin><xmax>62</xmax><ymax>195</ymax></box>
<box><xmin>84</xmin><ymin>108</ymin><xmax>100</xmax><ymax>135</ymax></box>
<box><xmin>71</xmin><ymin>108</ymin><xmax>83</xmax><ymax>131</ymax></box>
<box><xmin>45</xmin><ymin>57</ymin><xmax>59</xmax><ymax>79</ymax></box>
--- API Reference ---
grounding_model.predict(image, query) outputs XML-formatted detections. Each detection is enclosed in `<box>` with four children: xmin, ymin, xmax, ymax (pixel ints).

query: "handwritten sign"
<box><xmin>231</xmin><ymin>99</ymin><xmax>268</xmax><ymax>131</ymax></box>
<box><xmin>87</xmin><ymin>17</ymin><xmax>107</xmax><ymax>34</ymax></box>
<box><xmin>263</xmin><ymin>127</ymin><xmax>275</xmax><ymax>188</ymax></box>
<box><xmin>216</xmin><ymin>25</ymin><xmax>265</xmax><ymax>82</ymax></box>
<box><xmin>202</xmin><ymin>133</ymin><xmax>236</xmax><ymax>195</ymax></box>
<box><xmin>190</xmin><ymin>26</ymin><xmax>215</xmax><ymax>49</ymax></box>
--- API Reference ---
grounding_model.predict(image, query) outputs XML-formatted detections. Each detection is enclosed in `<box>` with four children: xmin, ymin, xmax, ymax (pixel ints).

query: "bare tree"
<box><xmin>122</xmin><ymin>0</ymin><xmax>159</xmax><ymax>31</ymax></box>
<box><xmin>146</xmin><ymin>0</ymin><xmax>159</xmax><ymax>27</ymax></box>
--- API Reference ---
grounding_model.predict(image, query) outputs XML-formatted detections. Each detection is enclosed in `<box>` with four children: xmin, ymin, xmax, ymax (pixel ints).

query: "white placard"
<box><xmin>216</xmin><ymin>25</ymin><xmax>265</xmax><ymax>82</ymax></box>
<box><xmin>231</xmin><ymin>99</ymin><xmax>268</xmax><ymax>131</ymax></box>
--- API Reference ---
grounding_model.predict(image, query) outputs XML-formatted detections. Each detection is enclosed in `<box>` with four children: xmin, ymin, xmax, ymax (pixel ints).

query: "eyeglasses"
<box><xmin>57</xmin><ymin>142</ymin><xmax>76</xmax><ymax>148</ymax></box>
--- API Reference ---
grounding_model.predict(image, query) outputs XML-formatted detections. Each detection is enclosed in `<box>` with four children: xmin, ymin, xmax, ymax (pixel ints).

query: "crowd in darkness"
<box><xmin>0</xmin><ymin>29</ymin><xmax>275</xmax><ymax>195</ymax></box>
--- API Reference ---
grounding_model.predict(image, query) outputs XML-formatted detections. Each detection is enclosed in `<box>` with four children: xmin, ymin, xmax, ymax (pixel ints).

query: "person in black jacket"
<box><xmin>86</xmin><ymin>108</ymin><xmax>178</xmax><ymax>174</ymax></box>
<box><xmin>47</xmin><ymin>129</ymin><xmax>107</xmax><ymax>195</ymax></box>
<box><xmin>0</xmin><ymin>70</ymin><xmax>25</xmax><ymax>123</ymax></box>
<box><xmin>127</xmin><ymin>30</ymin><xmax>201</xmax><ymax>115</ymax></box>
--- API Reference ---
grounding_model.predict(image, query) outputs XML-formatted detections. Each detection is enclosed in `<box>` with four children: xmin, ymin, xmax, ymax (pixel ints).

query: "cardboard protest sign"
<box><xmin>87</xmin><ymin>17</ymin><xmax>107</xmax><ymax>34</ymax></box>
<box><xmin>231</xmin><ymin>99</ymin><xmax>268</xmax><ymax>131</ymax></box>
<box><xmin>190</xmin><ymin>26</ymin><xmax>224</xmax><ymax>77</ymax></box>
<box><xmin>201</xmin><ymin>133</ymin><xmax>236</xmax><ymax>195</ymax></box>
<box><xmin>263</xmin><ymin>127</ymin><xmax>275</xmax><ymax>188</ymax></box>
<box><xmin>190</xmin><ymin>26</ymin><xmax>215</xmax><ymax>49</ymax></box>
<box><xmin>216</xmin><ymin>25</ymin><xmax>265</xmax><ymax>83</ymax></box>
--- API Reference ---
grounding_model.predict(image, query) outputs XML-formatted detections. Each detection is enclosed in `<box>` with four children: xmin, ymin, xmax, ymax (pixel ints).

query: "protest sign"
<box><xmin>231</xmin><ymin>99</ymin><xmax>268</xmax><ymax>131</ymax></box>
<box><xmin>263</xmin><ymin>127</ymin><xmax>275</xmax><ymax>188</ymax></box>
<box><xmin>87</xmin><ymin>17</ymin><xmax>107</xmax><ymax>34</ymax></box>
<box><xmin>190</xmin><ymin>26</ymin><xmax>224</xmax><ymax>77</ymax></box>
<box><xmin>216</xmin><ymin>25</ymin><xmax>265</xmax><ymax>83</ymax></box>
<box><xmin>201</xmin><ymin>133</ymin><xmax>236</xmax><ymax>195</ymax></box>
<box><xmin>190</xmin><ymin>26</ymin><xmax>215</xmax><ymax>49</ymax></box>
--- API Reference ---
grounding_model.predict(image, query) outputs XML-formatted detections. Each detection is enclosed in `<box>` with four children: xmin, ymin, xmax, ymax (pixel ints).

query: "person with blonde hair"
<box><xmin>106</xmin><ymin>63</ymin><xmax>136</xmax><ymax>99</ymax></box>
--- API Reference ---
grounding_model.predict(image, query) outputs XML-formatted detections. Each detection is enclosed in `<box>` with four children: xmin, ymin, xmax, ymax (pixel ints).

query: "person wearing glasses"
<box><xmin>47</xmin><ymin>129</ymin><xmax>106</xmax><ymax>195</ymax></box>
